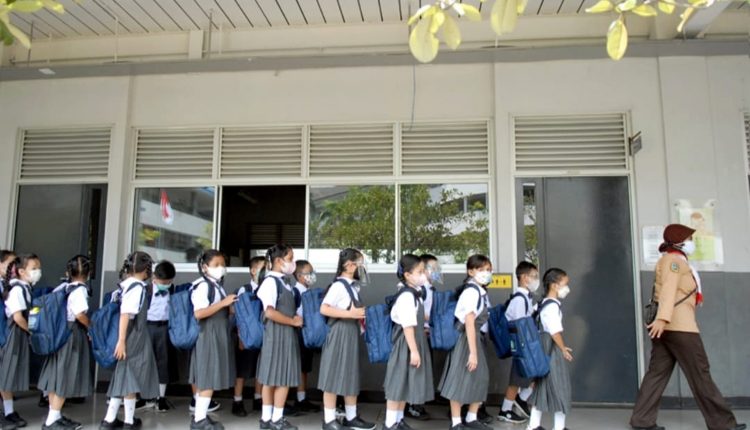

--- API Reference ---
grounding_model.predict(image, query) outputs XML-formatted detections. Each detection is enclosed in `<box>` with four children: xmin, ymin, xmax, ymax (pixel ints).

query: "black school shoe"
<box><xmin>514</xmin><ymin>397</ymin><xmax>531</xmax><ymax>418</ymax></box>
<box><xmin>463</xmin><ymin>421</ymin><xmax>493</xmax><ymax>430</ymax></box>
<box><xmin>3</xmin><ymin>413</ymin><xmax>26</xmax><ymax>428</ymax></box>
<box><xmin>398</xmin><ymin>421</ymin><xmax>414</xmax><ymax>430</ymax></box>
<box><xmin>41</xmin><ymin>419</ymin><xmax>75</xmax><ymax>430</ymax></box>
<box><xmin>99</xmin><ymin>418</ymin><xmax>124</xmax><ymax>429</ymax></box>
<box><xmin>260</xmin><ymin>420</ymin><xmax>271</xmax><ymax>430</ymax></box>
<box><xmin>232</xmin><ymin>401</ymin><xmax>248</xmax><ymax>417</ymax></box>
<box><xmin>322</xmin><ymin>420</ymin><xmax>348</xmax><ymax>430</ymax></box>
<box><xmin>0</xmin><ymin>415</ymin><xmax>15</xmax><ymax>430</ymax></box>
<box><xmin>448</xmin><ymin>425</ymin><xmax>465</xmax><ymax>430</ymax></box>
<box><xmin>498</xmin><ymin>409</ymin><xmax>527</xmax><ymax>424</ymax></box>
<box><xmin>405</xmin><ymin>404</ymin><xmax>430</xmax><ymax>421</ymax></box>
<box><xmin>284</xmin><ymin>402</ymin><xmax>300</xmax><ymax>417</ymax></box>
<box><xmin>121</xmin><ymin>418</ymin><xmax>142</xmax><ymax>430</ymax></box>
<box><xmin>295</xmin><ymin>398</ymin><xmax>321</xmax><ymax>413</ymax></box>
<box><xmin>476</xmin><ymin>406</ymin><xmax>493</xmax><ymax>425</ymax></box>
<box><xmin>191</xmin><ymin>417</ymin><xmax>225</xmax><ymax>430</ymax></box>
<box><xmin>342</xmin><ymin>416</ymin><xmax>377</xmax><ymax>430</ymax></box>
<box><xmin>60</xmin><ymin>416</ymin><xmax>82</xmax><ymax>430</ymax></box>
<box><xmin>270</xmin><ymin>417</ymin><xmax>298</xmax><ymax>430</ymax></box>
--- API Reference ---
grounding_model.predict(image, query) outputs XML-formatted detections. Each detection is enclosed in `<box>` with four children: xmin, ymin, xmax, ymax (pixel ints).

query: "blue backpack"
<box><xmin>234</xmin><ymin>287</ymin><xmax>263</xmax><ymax>350</ymax></box>
<box><xmin>510</xmin><ymin>300</ymin><xmax>554</xmax><ymax>379</ymax></box>
<box><xmin>89</xmin><ymin>282</ymin><xmax>143</xmax><ymax>369</ymax></box>
<box><xmin>29</xmin><ymin>284</ymin><xmax>86</xmax><ymax>356</ymax></box>
<box><xmin>488</xmin><ymin>292</ymin><xmax>529</xmax><ymax>359</ymax></box>
<box><xmin>169</xmin><ymin>280</ymin><xmax>216</xmax><ymax>350</ymax></box>
<box><xmin>300</xmin><ymin>288</ymin><xmax>328</xmax><ymax>349</ymax></box>
<box><xmin>365</xmin><ymin>288</ymin><xmax>420</xmax><ymax>364</ymax></box>
<box><xmin>429</xmin><ymin>285</ymin><xmax>482</xmax><ymax>351</ymax></box>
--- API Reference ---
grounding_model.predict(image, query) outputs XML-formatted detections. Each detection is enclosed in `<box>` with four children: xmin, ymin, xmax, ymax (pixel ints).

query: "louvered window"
<box><xmin>309</xmin><ymin>124</ymin><xmax>393</xmax><ymax>176</ymax></box>
<box><xmin>744</xmin><ymin>113</ymin><xmax>750</xmax><ymax>174</ymax></box>
<box><xmin>220</xmin><ymin>127</ymin><xmax>303</xmax><ymax>178</ymax></box>
<box><xmin>135</xmin><ymin>129</ymin><xmax>214</xmax><ymax>179</ymax></box>
<box><xmin>401</xmin><ymin>121</ymin><xmax>489</xmax><ymax>175</ymax></box>
<box><xmin>19</xmin><ymin>128</ymin><xmax>111</xmax><ymax>180</ymax></box>
<box><xmin>514</xmin><ymin>114</ymin><xmax>628</xmax><ymax>173</ymax></box>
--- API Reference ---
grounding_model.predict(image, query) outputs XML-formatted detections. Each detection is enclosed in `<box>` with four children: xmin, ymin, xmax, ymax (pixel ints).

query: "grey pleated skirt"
<box><xmin>529</xmin><ymin>333</ymin><xmax>572</xmax><ymax>414</ymax></box>
<box><xmin>257</xmin><ymin>320</ymin><xmax>300</xmax><ymax>387</ymax></box>
<box><xmin>318</xmin><ymin>320</ymin><xmax>360</xmax><ymax>396</ymax></box>
<box><xmin>189</xmin><ymin>313</ymin><xmax>236</xmax><ymax>390</ymax></box>
<box><xmin>0</xmin><ymin>324</ymin><xmax>30</xmax><ymax>392</ymax></box>
<box><xmin>38</xmin><ymin>323</ymin><xmax>93</xmax><ymax>398</ymax></box>
<box><xmin>438</xmin><ymin>331</ymin><xmax>489</xmax><ymax>404</ymax></box>
<box><xmin>384</xmin><ymin>328</ymin><xmax>434</xmax><ymax>404</ymax></box>
<box><xmin>107</xmin><ymin>320</ymin><xmax>160</xmax><ymax>399</ymax></box>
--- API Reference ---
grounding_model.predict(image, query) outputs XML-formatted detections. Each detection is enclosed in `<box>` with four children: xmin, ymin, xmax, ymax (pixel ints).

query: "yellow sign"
<box><xmin>489</xmin><ymin>273</ymin><xmax>513</xmax><ymax>289</ymax></box>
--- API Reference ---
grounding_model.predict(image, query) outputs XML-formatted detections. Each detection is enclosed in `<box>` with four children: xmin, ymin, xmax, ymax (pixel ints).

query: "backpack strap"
<box><xmin>121</xmin><ymin>281</ymin><xmax>147</xmax><ymax>311</ymax></box>
<box><xmin>534</xmin><ymin>299</ymin><xmax>561</xmax><ymax>323</ymax></box>
<box><xmin>463</xmin><ymin>283</ymin><xmax>485</xmax><ymax>312</ymax></box>
<box><xmin>387</xmin><ymin>287</ymin><xmax>420</xmax><ymax>311</ymax></box>
<box><xmin>506</xmin><ymin>291</ymin><xmax>529</xmax><ymax>315</ymax></box>
<box><xmin>335</xmin><ymin>278</ymin><xmax>358</xmax><ymax>310</ymax></box>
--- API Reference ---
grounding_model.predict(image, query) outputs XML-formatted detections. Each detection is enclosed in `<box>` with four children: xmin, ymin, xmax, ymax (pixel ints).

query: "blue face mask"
<box><xmin>155</xmin><ymin>283</ymin><xmax>170</xmax><ymax>292</ymax></box>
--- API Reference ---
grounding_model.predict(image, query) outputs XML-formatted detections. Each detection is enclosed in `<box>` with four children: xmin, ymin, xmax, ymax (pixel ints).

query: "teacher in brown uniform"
<box><xmin>630</xmin><ymin>224</ymin><xmax>746</xmax><ymax>430</ymax></box>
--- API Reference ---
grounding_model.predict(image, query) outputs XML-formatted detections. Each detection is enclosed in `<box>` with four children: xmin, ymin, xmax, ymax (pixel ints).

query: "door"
<box><xmin>516</xmin><ymin>176</ymin><xmax>638</xmax><ymax>403</ymax></box>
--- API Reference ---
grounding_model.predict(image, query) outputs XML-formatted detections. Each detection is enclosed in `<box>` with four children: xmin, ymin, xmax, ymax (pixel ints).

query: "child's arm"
<box><xmin>114</xmin><ymin>313</ymin><xmax>130</xmax><ymax>360</ymax></box>
<box><xmin>403</xmin><ymin>326</ymin><xmax>421</xmax><ymax>368</ymax></box>
<box><xmin>265</xmin><ymin>307</ymin><xmax>303</xmax><ymax>327</ymax></box>
<box><xmin>551</xmin><ymin>332</ymin><xmax>573</xmax><ymax>361</ymax></box>
<box><xmin>194</xmin><ymin>294</ymin><xmax>237</xmax><ymax>320</ymax></box>
<box><xmin>75</xmin><ymin>312</ymin><xmax>90</xmax><ymax>329</ymax></box>
<box><xmin>12</xmin><ymin>311</ymin><xmax>28</xmax><ymax>333</ymax></box>
<box><xmin>465</xmin><ymin>311</ymin><xmax>478</xmax><ymax>371</ymax></box>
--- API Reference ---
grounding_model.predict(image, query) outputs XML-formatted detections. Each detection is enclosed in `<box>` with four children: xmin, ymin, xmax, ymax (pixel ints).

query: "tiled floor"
<box><xmin>13</xmin><ymin>394</ymin><xmax>750</xmax><ymax>429</ymax></box>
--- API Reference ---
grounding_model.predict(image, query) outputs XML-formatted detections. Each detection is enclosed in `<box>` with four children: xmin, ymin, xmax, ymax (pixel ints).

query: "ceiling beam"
<box><xmin>682</xmin><ymin>1</ymin><xmax>736</xmax><ymax>38</ymax></box>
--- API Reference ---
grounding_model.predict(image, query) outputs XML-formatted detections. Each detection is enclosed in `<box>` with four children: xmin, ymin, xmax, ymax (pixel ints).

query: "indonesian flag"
<box><xmin>160</xmin><ymin>189</ymin><xmax>174</xmax><ymax>225</ymax></box>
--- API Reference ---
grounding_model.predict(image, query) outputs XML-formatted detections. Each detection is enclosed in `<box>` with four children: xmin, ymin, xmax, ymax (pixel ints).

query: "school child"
<box><xmin>144</xmin><ymin>260</ymin><xmax>176</xmax><ymax>412</ymax></box>
<box><xmin>256</xmin><ymin>244</ymin><xmax>303</xmax><ymax>430</ymax></box>
<box><xmin>438</xmin><ymin>254</ymin><xmax>494</xmax><ymax>430</ymax></box>
<box><xmin>231</xmin><ymin>255</ymin><xmax>266</xmax><ymax>417</ymax></box>
<box><xmin>100</xmin><ymin>251</ymin><xmax>160</xmax><ymax>430</ymax></box>
<box><xmin>38</xmin><ymin>255</ymin><xmax>93</xmax><ymax>430</ymax></box>
<box><xmin>498</xmin><ymin>261</ymin><xmax>539</xmax><ymax>424</ymax></box>
<box><xmin>292</xmin><ymin>260</ymin><xmax>321</xmax><ymax>413</ymax></box>
<box><xmin>526</xmin><ymin>269</ymin><xmax>573</xmax><ymax>430</ymax></box>
<box><xmin>189</xmin><ymin>250</ymin><xmax>237</xmax><ymax>430</ymax></box>
<box><xmin>0</xmin><ymin>254</ymin><xmax>41</xmax><ymax>429</ymax></box>
<box><xmin>383</xmin><ymin>254</ymin><xmax>434</xmax><ymax>430</ymax></box>
<box><xmin>318</xmin><ymin>248</ymin><xmax>376</xmax><ymax>430</ymax></box>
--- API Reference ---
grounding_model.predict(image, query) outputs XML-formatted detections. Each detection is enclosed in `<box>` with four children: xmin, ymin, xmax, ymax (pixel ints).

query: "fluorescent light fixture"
<box><xmin>38</xmin><ymin>68</ymin><xmax>55</xmax><ymax>75</ymax></box>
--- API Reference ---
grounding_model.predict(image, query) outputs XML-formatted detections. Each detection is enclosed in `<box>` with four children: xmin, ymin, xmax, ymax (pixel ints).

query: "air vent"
<box><xmin>744</xmin><ymin>113</ymin><xmax>750</xmax><ymax>172</ymax></box>
<box><xmin>19</xmin><ymin>127</ymin><xmax>111</xmax><ymax>180</ymax></box>
<box><xmin>220</xmin><ymin>126</ymin><xmax>303</xmax><ymax>178</ymax></box>
<box><xmin>309</xmin><ymin>124</ymin><xmax>393</xmax><ymax>176</ymax></box>
<box><xmin>135</xmin><ymin>128</ymin><xmax>214</xmax><ymax>179</ymax></box>
<box><xmin>401</xmin><ymin>121</ymin><xmax>489</xmax><ymax>175</ymax></box>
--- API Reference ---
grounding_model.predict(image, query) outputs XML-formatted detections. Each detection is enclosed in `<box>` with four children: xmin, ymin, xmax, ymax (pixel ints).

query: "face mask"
<box><xmin>303</xmin><ymin>272</ymin><xmax>317</xmax><ymax>286</ymax></box>
<box><xmin>155</xmin><ymin>283</ymin><xmax>170</xmax><ymax>292</ymax></box>
<box><xmin>281</xmin><ymin>261</ymin><xmax>295</xmax><ymax>276</ymax></box>
<box><xmin>206</xmin><ymin>266</ymin><xmax>227</xmax><ymax>280</ymax></box>
<box><xmin>527</xmin><ymin>278</ymin><xmax>540</xmax><ymax>293</ymax></box>
<box><xmin>558</xmin><ymin>285</ymin><xmax>571</xmax><ymax>300</ymax></box>
<box><xmin>407</xmin><ymin>273</ymin><xmax>427</xmax><ymax>288</ymax></box>
<box><xmin>681</xmin><ymin>240</ymin><xmax>696</xmax><ymax>256</ymax></box>
<box><xmin>28</xmin><ymin>269</ymin><xmax>42</xmax><ymax>285</ymax></box>
<box><xmin>426</xmin><ymin>262</ymin><xmax>443</xmax><ymax>284</ymax></box>
<box><xmin>474</xmin><ymin>270</ymin><xmax>493</xmax><ymax>286</ymax></box>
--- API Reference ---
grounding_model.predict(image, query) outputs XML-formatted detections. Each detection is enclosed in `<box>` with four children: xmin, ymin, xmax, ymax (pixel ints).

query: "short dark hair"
<box><xmin>0</xmin><ymin>250</ymin><xmax>16</xmax><ymax>264</ymax></box>
<box><xmin>294</xmin><ymin>259</ymin><xmax>311</xmax><ymax>278</ymax></box>
<box><xmin>249</xmin><ymin>256</ymin><xmax>266</xmax><ymax>270</ymax></box>
<box><xmin>397</xmin><ymin>254</ymin><xmax>422</xmax><ymax>284</ymax></box>
<box><xmin>154</xmin><ymin>260</ymin><xmax>176</xmax><ymax>280</ymax></box>
<box><xmin>542</xmin><ymin>268</ymin><xmax>568</xmax><ymax>296</ymax></box>
<box><xmin>419</xmin><ymin>254</ymin><xmax>438</xmax><ymax>264</ymax></box>
<box><xmin>515</xmin><ymin>261</ymin><xmax>538</xmax><ymax>281</ymax></box>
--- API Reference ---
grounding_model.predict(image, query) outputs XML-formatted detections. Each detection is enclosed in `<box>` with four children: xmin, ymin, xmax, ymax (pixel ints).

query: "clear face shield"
<box><xmin>425</xmin><ymin>261</ymin><xmax>443</xmax><ymax>285</ymax></box>
<box><xmin>354</xmin><ymin>259</ymin><xmax>370</xmax><ymax>287</ymax></box>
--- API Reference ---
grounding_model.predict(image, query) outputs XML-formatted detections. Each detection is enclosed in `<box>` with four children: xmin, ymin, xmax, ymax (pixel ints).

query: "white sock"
<box><xmin>345</xmin><ymin>404</ymin><xmax>357</xmax><ymax>421</ymax></box>
<box><xmin>159</xmin><ymin>384</ymin><xmax>167</xmax><ymax>398</ymax></box>
<box><xmin>194</xmin><ymin>396</ymin><xmax>211</xmax><ymax>422</ymax></box>
<box><xmin>262</xmin><ymin>405</ymin><xmax>273</xmax><ymax>422</ymax></box>
<box><xmin>324</xmin><ymin>408</ymin><xmax>336</xmax><ymax>424</ymax></box>
<box><xmin>45</xmin><ymin>408</ymin><xmax>62</xmax><ymax>426</ymax></box>
<box><xmin>385</xmin><ymin>409</ymin><xmax>399</xmax><ymax>427</ymax></box>
<box><xmin>254</xmin><ymin>393</ymin><xmax>262</xmax><ymax>400</ymax></box>
<box><xmin>3</xmin><ymin>399</ymin><xmax>13</xmax><ymax>415</ymax></box>
<box><xmin>554</xmin><ymin>411</ymin><xmax>566</xmax><ymax>430</ymax></box>
<box><xmin>297</xmin><ymin>391</ymin><xmax>306</xmax><ymax>402</ymax></box>
<box><xmin>528</xmin><ymin>407</ymin><xmax>542</xmax><ymax>429</ymax></box>
<box><xmin>271</xmin><ymin>407</ymin><xmax>283</xmax><ymax>422</ymax></box>
<box><xmin>123</xmin><ymin>398</ymin><xmax>136</xmax><ymax>425</ymax></box>
<box><xmin>466</xmin><ymin>411</ymin><xmax>477</xmax><ymax>423</ymax></box>
<box><xmin>104</xmin><ymin>398</ymin><xmax>122</xmax><ymax>423</ymax></box>
<box><xmin>396</xmin><ymin>409</ymin><xmax>404</xmax><ymax>422</ymax></box>
<box><xmin>502</xmin><ymin>398</ymin><xmax>514</xmax><ymax>412</ymax></box>
<box><xmin>234</xmin><ymin>396</ymin><xmax>243</xmax><ymax>402</ymax></box>
<box><xmin>519</xmin><ymin>387</ymin><xmax>533</xmax><ymax>401</ymax></box>
<box><xmin>451</xmin><ymin>417</ymin><xmax>462</xmax><ymax>426</ymax></box>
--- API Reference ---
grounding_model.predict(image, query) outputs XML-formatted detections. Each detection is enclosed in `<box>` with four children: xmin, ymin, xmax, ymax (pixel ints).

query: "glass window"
<box><xmin>309</xmin><ymin>185</ymin><xmax>395</xmax><ymax>266</ymax></box>
<box><xmin>400</xmin><ymin>184</ymin><xmax>489</xmax><ymax>264</ymax></box>
<box><xmin>133</xmin><ymin>187</ymin><xmax>215</xmax><ymax>264</ymax></box>
<box><xmin>521</xmin><ymin>182</ymin><xmax>539</xmax><ymax>267</ymax></box>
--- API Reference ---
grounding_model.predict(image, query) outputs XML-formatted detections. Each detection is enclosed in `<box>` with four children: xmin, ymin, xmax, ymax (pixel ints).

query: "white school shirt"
<box><xmin>294</xmin><ymin>282</ymin><xmax>308</xmax><ymax>317</ymax></box>
<box><xmin>454</xmin><ymin>281</ymin><xmax>491</xmax><ymax>333</ymax></box>
<box><xmin>390</xmin><ymin>286</ymin><xmax>422</xmax><ymax>328</ymax></box>
<box><xmin>322</xmin><ymin>277</ymin><xmax>361</xmax><ymax>310</ymax></box>
<box><xmin>119</xmin><ymin>277</ymin><xmax>146</xmax><ymax>318</ymax></box>
<box><xmin>65</xmin><ymin>282</ymin><xmax>90</xmax><ymax>322</ymax></box>
<box><xmin>191</xmin><ymin>277</ymin><xmax>227</xmax><ymax>311</ymax></box>
<box><xmin>539</xmin><ymin>298</ymin><xmax>563</xmax><ymax>335</ymax></box>
<box><xmin>424</xmin><ymin>281</ymin><xmax>435</xmax><ymax>322</ymax></box>
<box><xmin>147</xmin><ymin>285</ymin><xmax>171</xmax><ymax>322</ymax></box>
<box><xmin>4</xmin><ymin>280</ymin><xmax>31</xmax><ymax>318</ymax></box>
<box><xmin>237</xmin><ymin>280</ymin><xmax>259</xmax><ymax>297</ymax></box>
<box><xmin>504</xmin><ymin>287</ymin><xmax>535</xmax><ymax>322</ymax></box>
<box><xmin>256</xmin><ymin>272</ymin><xmax>293</xmax><ymax>310</ymax></box>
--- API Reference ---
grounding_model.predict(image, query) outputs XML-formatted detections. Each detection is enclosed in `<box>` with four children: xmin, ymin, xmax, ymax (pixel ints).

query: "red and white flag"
<box><xmin>160</xmin><ymin>189</ymin><xmax>174</xmax><ymax>225</ymax></box>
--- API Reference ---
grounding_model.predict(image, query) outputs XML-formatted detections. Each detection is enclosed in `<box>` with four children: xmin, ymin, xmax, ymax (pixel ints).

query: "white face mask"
<box><xmin>527</xmin><ymin>278</ymin><xmax>540</xmax><ymax>293</ymax></box>
<box><xmin>407</xmin><ymin>273</ymin><xmax>427</xmax><ymax>288</ymax></box>
<box><xmin>681</xmin><ymin>240</ymin><xmax>696</xmax><ymax>256</ymax></box>
<box><xmin>28</xmin><ymin>269</ymin><xmax>42</xmax><ymax>285</ymax></box>
<box><xmin>281</xmin><ymin>261</ymin><xmax>296</xmax><ymax>276</ymax></box>
<box><xmin>206</xmin><ymin>266</ymin><xmax>227</xmax><ymax>281</ymax></box>
<box><xmin>474</xmin><ymin>270</ymin><xmax>493</xmax><ymax>286</ymax></box>
<box><xmin>558</xmin><ymin>285</ymin><xmax>571</xmax><ymax>300</ymax></box>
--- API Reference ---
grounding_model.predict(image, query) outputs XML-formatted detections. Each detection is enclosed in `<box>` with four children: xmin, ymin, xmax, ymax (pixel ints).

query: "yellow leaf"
<box><xmin>585</xmin><ymin>0</ymin><xmax>614</xmax><ymax>13</ymax></box>
<box><xmin>407</xmin><ymin>4</ymin><xmax>436</xmax><ymax>26</ymax></box>
<box><xmin>409</xmin><ymin>16</ymin><xmax>439</xmax><ymax>63</ymax></box>
<box><xmin>0</xmin><ymin>15</ymin><xmax>31</xmax><ymax>48</ymax></box>
<box><xmin>460</xmin><ymin>4</ymin><xmax>483</xmax><ymax>20</ymax></box>
<box><xmin>41</xmin><ymin>0</ymin><xmax>64</xmax><ymax>14</ymax></box>
<box><xmin>677</xmin><ymin>6</ymin><xmax>695</xmax><ymax>32</ymax></box>
<box><xmin>615</xmin><ymin>0</ymin><xmax>637</xmax><ymax>12</ymax></box>
<box><xmin>441</xmin><ymin>14</ymin><xmax>461</xmax><ymax>49</ymax></box>
<box><xmin>430</xmin><ymin>9</ymin><xmax>445</xmax><ymax>33</ymax></box>
<box><xmin>606</xmin><ymin>17</ymin><xmax>628</xmax><ymax>60</ymax></box>
<box><xmin>8</xmin><ymin>0</ymin><xmax>44</xmax><ymax>13</ymax></box>
<box><xmin>491</xmin><ymin>0</ymin><xmax>519</xmax><ymax>36</ymax></box>
<box><xmin>687</xmin><ymin>0</ymin><xmax>708</xmax><ymax>5</ymax></box>
<box><xmin>658</xmin><ymin>1</ymin><xmax>675</xmax><ymax>14</ymax></box>
<box><xmin>632</xmin><ymin>4</ymin><xmax>657</xmax><ymax>16</ymax></box>
<box><xmin>517</xmin><ymin>0</ymin><xmax>529</xmax><ymax>14</ymax></box>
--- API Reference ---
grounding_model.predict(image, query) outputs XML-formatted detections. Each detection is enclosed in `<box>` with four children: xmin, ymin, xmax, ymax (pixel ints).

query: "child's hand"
<box><xmin>350</xmin><ymin>306</ymin><xmax>366</xmax><ymax>320</ymax></box>
<box><xmin>563</xmin><ymin>347</ymin><xmax>573</xmax><ymax>362</ymax></box>
<box><xmin>222</xmin><ymin>294</ymin><xmax>238</xmax><ymax>307</ymax></box>
<box><xmin>410</xmin><ymin>351</ymin><xmax>421</xmax><ymax>368</ymax></box>
<box><xmin>467</xmin><ymin>353</ymin><xmax>478</xmax><ymax>372</ymax></box>
<box><xmin>291</xmin><ymin>315</ymin><xmax>303</xmax><ymax>327</ymax></box>
<box><xmin>114</xmin><ymin>339</ymin><xmax>127</xmax><ymax>360</ymax></box>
